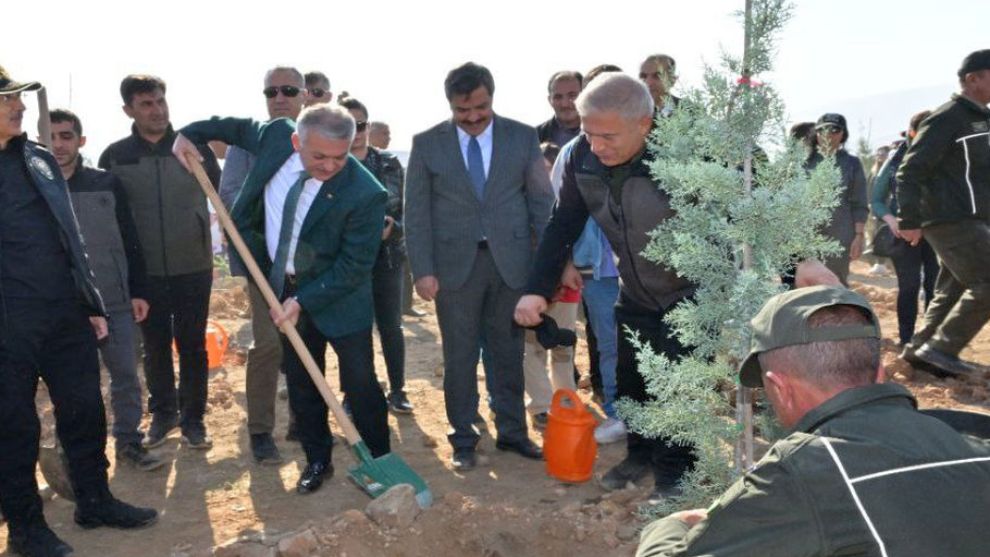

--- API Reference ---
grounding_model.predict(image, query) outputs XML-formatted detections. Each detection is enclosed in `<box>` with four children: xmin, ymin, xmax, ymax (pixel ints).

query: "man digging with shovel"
<box><xmin>173</xmin><ymin>105</ymin><xmax>410</xmax><ymax>498</ymax></box>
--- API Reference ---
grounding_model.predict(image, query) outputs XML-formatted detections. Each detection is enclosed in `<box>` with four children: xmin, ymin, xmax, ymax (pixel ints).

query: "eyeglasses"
<box><xmin>355</xmin><ymin>121</ymin><xmax>368</xmax><ymax>132</ymax></box>
<box><xmin>309</xmin><ymin>88</ymin><xmax>328</xmax><ymax>98</ymax></box>
<box><xmin>263</xmin><ymin>85</ymin><xmax>303</xmax><ymax>99</ymax></box>
<box><xmin>817</xmin><ymin>125</ymin><xmax>842</xmax><ymax>135</ymax></box>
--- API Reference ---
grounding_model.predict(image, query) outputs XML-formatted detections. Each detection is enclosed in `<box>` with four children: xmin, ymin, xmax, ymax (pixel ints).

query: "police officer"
<box><xmin>897</xmin><ymin>49</ymin><xmax>990</xmax><ymax>378</ymax></box>
<box><xmin>636</xmin><ymin>286</ymin><xmax>990</xmax><ymax>557</ymax></box>
<box><xmin>0</xmin><ymin>66</ymin><xmax>156</xmax><ymax>557</ymax></box>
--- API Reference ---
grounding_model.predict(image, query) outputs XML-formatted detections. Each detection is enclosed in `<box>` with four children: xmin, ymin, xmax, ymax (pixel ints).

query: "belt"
<box><xmin>478</xmin><ymin>240</ymin><xmax>489</xmax><ymax>250</ymax></box>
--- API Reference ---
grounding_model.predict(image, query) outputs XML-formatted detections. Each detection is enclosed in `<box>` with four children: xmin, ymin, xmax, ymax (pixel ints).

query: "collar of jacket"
<box><xmin>951</xmin><ymin>93</ymin><xmax>990</xmax><ymax>117</ymax></box>
<box><xmin>793</xmin><ymin>382</ymin><xmax>917</xmax><ymax>434</ymax></box>
<box><xmin>129</xmin><ymin>123</ymin><xmax>177</xmax><ymax>155</ymax></box>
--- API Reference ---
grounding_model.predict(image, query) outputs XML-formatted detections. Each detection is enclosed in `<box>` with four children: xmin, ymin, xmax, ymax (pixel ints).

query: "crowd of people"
<box><xmin>0</xmin><ymin>47</ymin><xmax>988</xmax><ymax>557</ymax></box>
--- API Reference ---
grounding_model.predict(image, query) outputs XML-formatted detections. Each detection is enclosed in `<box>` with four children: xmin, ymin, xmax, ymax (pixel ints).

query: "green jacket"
<box><xmin>637</xmin><ymin>383</ymin><xmax>990</xmax><ymax>557</ymax></box>
<box><xmin>180</xmin><ymin>117</ymin><xmax>386</xmax><ymax>339</ymax></box>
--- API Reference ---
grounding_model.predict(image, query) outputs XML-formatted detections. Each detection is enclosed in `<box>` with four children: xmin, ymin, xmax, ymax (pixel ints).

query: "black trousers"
<box><xmin>0</xmin><ymin>300</ymin><xmax>109</xmax><ymax>527</ymax></box>
<box><xmin>615</xmin><ymin>296</ymin><xmax>697</xmax><ymax>486</ymax></box>
<box><xmin>372</xmin><ymin>253</ymin><xmax>406</xmax><ymax>393</ymax></box>
<box><xmin>141</xmin><ymin>270</ymin><xmax>212</xmax><ymax>429</ymax></box>
<box><xmin>282</xmin><ymin>306</ymin><xmax>390</xmax><ymax>465</ymax></box>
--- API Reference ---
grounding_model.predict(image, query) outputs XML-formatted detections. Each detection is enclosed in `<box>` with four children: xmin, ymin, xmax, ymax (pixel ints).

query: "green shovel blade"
<box><xmin>347</xmin><ymin>442</ymin><xmax>433</xmax><ymax>508</ymax></box>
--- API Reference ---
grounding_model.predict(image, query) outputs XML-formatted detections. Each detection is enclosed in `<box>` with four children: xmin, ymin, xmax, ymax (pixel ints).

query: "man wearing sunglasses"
<box><xmin>304</xmin><ymin>71</ymin><xmax>333</xmax><ymax>107</ymax></box>
<box><xmin>804</xmin><ymin>113</ymin><xmax>868</xmax><ymax>285</ymax></box>
<box><xmin>897</xmin><ymin>49</ymin><xmax>990</xmax><ymax>378</ymax></box>
<box><xmin>218</xmin><ymin>66</ymin><xmax>309</xmax><ymax>465</ymax></box>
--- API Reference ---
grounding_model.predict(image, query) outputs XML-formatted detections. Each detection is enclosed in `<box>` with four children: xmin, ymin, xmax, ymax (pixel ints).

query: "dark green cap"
<box><xmin>0</xmin><ymin>65</ymin><xmax>41</xmax><ymax>95</ymax></box>
<box><xmin>739</xmin><ymin>286</ymin><xmax>880</xmax><ymax>388</ymax></box>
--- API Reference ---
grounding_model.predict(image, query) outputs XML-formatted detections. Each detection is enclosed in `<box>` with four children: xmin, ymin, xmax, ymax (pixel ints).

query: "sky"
<box><xmin>5</xmin><ymin>0</ymin><xmax>989</xmax><ymax>160</ymax></box>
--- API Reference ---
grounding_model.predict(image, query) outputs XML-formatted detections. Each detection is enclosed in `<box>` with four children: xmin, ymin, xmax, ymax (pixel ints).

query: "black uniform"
<box><xmin>897</xmin><ymin>94</ymin><xmax>990</xmax><ymax>356</ymax></box>
<box><xmin>0</xmin><ymin>134</ymin><xmax>110</xmax><ymax>528</ymax></box>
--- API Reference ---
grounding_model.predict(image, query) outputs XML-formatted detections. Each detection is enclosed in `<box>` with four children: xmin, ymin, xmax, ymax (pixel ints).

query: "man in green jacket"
<box><xmin>637</xmin><ymin>286</ymin><xmax>990</xmax><ymax>557</ymax></box>
<box><xmin>174</xmin><ymin>105</ymin><xmax>390</xmax><ymax>495</ymax></box>
<box><xmin>897</xmin><ymin>50</ymin><xmax>990</xmax><ymax>378</ymax></box>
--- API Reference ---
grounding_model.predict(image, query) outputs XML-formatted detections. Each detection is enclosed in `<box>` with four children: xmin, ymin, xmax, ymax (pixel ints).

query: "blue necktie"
<box><xmin>467</xmin><ymin>136</ymin><xmax>486</xmax><ymax>201</ymax></box>
<box><xmin>269</xmin><ymin>172</ymin><xmax>308</xmax><ymax>297</ymax></box>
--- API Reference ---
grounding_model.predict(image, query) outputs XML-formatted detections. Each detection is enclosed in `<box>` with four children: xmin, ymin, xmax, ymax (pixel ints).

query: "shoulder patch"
<box><xmin>972</xmin><ymin>121</ymin><xmax>989</xmax><ymax>133</ymax></box>
<box><xmin>29</xmin><ymin>155</ymin><xmax>55</xmax><ymax>180</ymax></box>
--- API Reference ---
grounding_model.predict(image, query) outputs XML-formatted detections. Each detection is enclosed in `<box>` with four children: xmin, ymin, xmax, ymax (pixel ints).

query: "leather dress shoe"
<box><xmin>296</xmin><ymin>461</ymin><xmax>333</xmax><ymax>494</ymax></box>
<box><xmin>74</xmin><ymin>496</ymin><xmax>158</xmax><ymax>530</ymax></box>
<box><xmin>495</xmin><ymin>438</ymin><xmax>543</xmax><ymax>460</ymax></box>
<box><xmin>914</xmin><ymin>344</ymin><xmax>983</xmax><ymax>378</ymax></box>
<box><xmin>452</xmin><ymin>448</ymin><xmax>477</xmax><ymax>471</ymax></box>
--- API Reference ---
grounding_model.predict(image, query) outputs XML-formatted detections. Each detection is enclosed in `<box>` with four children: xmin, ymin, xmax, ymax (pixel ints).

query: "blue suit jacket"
<box><xmin>181</xmin><ymin>117</ymin><xmax>386</xmax><ymax>338</ymax></box>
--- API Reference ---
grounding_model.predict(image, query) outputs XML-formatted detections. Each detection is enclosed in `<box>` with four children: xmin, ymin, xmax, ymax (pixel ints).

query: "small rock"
<box><xmin>617</xmin><ymin>523</ymin><xmax>640</xmax><ymax>542</ymax></box>
<box><xmin>442</xmin><ymin>491</ymin><xmax>466</xmax><ymax>508</ymax></box>
<box><xmin>559</xmin><ymin>501</ymin><xmax>582</xmax><ymax>515</ymax></box>
<box><xmin>275</xmin><ymin>529</ymin><xmax>318</xmax><ymax>557</ymax></box>
<box><xmin>421</xmin><ymin>435</ymin><xmax>439</xmax><ymax>448</ymax></box>
<box><xmin>365</xmin><ymin>484</ymin><xmax>422</xmax><ymax>529</ymax></box>
<box><xmin>212</xmin><ymin>541</ymin><xmax>275</xmax><ymax>557</ymax></box>
<box><xmin>604</xmin><ymin>487</ymin><xmax>641</xmax><ymax>506</ymax></box>
<box><xmin>603</xmin><ymin>533</ymin><xmax>621</xmax><ymax>548</ymax></box>
<box><xmin>334</xmin><ymin>509</ymin><xmax>372</xmax><ymax>528</ymax></box>
<box><xmin>574</xmin><ymin>527</ymin><xmax>586</xmax><ymax>542</ymax></box>
<box><xmin>553</xmin><ymin>487</ymin><xmax>567</xmax><ymax>497</ymax></box>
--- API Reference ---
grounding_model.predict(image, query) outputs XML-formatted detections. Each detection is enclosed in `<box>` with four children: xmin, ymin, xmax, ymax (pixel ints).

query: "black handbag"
<box><xmin>872</xmin><ymin>223</ymin><xmax>910</xmax><ymax>258</ymax></box>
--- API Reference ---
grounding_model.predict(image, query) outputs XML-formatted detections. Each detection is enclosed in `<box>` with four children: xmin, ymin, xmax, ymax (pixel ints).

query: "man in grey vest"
<box><xmin>50</xmin><ymin>109</ymin><xmax>163</xmax><ymax>472</ymax></box>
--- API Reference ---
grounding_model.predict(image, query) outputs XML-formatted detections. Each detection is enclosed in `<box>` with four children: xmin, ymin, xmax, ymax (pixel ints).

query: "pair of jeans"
<box><xmin>101</xmin><ymin>308</ymin><xmax>145</xmax><ymax>445</ymax></box>
<box><xmin>0</xmin><ymin>300</ymin><xmax>109</xmax><ymax>527</ymax></box>
<box><xmin>282</xmin><ymin>308</ymin><xmax>390</xmax><ymax>464</ymax></box>
<box><xmin>141</xmin><ymin>270</ymin><xmax>212</xmax><ymax>429</ymax></box>
<box><xmin>582</xmin><ymin>276</ymin><xmax>620</xmax><ymax>417</ymax></box>
<box><xmin>890</xmin><ymin>239</ymin><xmax>939</xmax><ymax>345</ymax></box>
<box><xmin>372</xmin><ymin>254</ymin><xmax>406</xmax><ymax>394</ymax></box>
<box><xmin>615</xmin><ymin>296</ymin><xmax>697</xmax><ymax>487</ymax></box>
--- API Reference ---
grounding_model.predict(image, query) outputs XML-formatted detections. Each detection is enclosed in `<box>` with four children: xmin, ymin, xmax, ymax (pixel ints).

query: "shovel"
<box><xmin>184</xmin><ymin>154</ymin><xmax>431</xmax><ymax>508</ymax></box>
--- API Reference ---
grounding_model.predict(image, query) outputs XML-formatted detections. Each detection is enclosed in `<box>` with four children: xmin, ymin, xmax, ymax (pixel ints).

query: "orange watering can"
<box><xmin>205</xmin><ymin>321</ymin><xmax>229</xmax><ymax>369</ymax></box>
<box><xmin>543</xmin><ymin>389</ymin><xmax>598</xmax><ymax>483</ymax></box>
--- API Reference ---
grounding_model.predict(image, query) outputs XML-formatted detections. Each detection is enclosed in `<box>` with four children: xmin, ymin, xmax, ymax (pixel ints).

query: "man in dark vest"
<box><xmin>49</xmin><ymin>108</ymin><xmax>162</xmax><ymax>472</ymax></box>
<box><xmin>0</xmin><ymin>65</ymin><xmax>156</xmax><ymax>557</ymax></box>
<box><xmin>99</xmin><ymin>75</ymin><xmax>221</xmax><ymax>450</ymax></box>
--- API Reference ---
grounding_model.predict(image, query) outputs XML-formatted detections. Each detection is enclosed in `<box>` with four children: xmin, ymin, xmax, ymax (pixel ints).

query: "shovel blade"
<box><xmin>347</xmin><ymin>443</ymin><xmax>432</xmax><ymax>508</ymax></box>
<box><xmin>38</xmin><ymin>443</ymin><xmax>74</xmax><ymax>502</ymax></box>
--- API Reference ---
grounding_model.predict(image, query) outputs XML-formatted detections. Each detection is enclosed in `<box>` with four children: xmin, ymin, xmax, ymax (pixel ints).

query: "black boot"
<box><xmin>7</xmin><ymin>521</ymin><xmax>74</xmax><ymax>557</ymax></box>
<box><xmin>74</xmin><ymin>491</ymin><xmax>158</xmax><ymax>530</ymax></box>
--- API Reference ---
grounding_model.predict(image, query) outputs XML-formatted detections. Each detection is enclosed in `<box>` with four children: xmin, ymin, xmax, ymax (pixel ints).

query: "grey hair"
<box><xmin>264</xmin><ymin>66</ymin><xmax>304</xmax><ymax>87</ymax></box>
<box><xmin>576</xmin><ymin>72</ymin><xmax>654</xmax><ymax>121</ymax></box>
<box><xmin>297</xmin><ymin>105</ymin><xmax>355</xmax><ymax>143</ymax></box>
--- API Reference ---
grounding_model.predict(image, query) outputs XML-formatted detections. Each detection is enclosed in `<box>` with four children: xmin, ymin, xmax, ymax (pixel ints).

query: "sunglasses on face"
<box><xmin>309</xmin><ymin>88</ymin><xmax>328</xmax><ymax>98</ymax></box>
<box><xmin>817</xmin><ymin>125</ymin><xmax>842</xmax><ymax>135</ymax></box>
<box><xmin>263</xmin><ymin>85</ymin><xmax>303</xmax><ymax>99</ymax></box>
<box><xmin>355</xmin><ymin>121</ymin><xmax>368</xmax><ymax>132</ymax></box>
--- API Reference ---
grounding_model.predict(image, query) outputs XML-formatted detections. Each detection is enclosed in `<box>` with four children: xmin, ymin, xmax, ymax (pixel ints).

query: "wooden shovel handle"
<box><xmin>184</xmin><ymin>154</ymin><xmax>362</xmax><ymax>445</ymax></box>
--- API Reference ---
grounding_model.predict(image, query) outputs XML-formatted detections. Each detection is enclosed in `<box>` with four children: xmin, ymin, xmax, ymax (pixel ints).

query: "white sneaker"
<box><xmin>868</xmin><ymin>263</ymin><xmax>888</xmax><ymax>276</ymax></box>
<box><xmin>594</xmin><ymin>417</ymin><xmax>627</xmax><ymax>444</ymax></box>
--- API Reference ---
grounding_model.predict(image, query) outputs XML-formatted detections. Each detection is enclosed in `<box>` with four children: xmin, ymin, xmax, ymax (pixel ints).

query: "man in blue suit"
<box><xmin>174</xmin><ymin>105</ymin><xmax>389</xmax><ymax>495</ymax></box>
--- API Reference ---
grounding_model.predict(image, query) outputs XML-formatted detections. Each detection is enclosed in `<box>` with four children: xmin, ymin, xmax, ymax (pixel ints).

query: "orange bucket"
<box><xmin>543</xmin><ymin>389</ymin><xmax>598</xmax><ymax>483</ymax></box>
<box><xmin>205</xmin><ymin>321</ymin><xmax>229</xmax><ymax>369</ymax></box>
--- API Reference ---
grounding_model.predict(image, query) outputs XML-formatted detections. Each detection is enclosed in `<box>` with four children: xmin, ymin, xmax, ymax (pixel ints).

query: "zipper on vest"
<box><xmin>156</xmin><ymin>157</ymin><xmax>169</xmax><ymax>275</ymax></box>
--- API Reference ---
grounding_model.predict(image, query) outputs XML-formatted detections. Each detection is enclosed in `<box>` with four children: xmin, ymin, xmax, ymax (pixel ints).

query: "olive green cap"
<box><xmin>739</xmin><ymin>286</ymin><xmax>880</xmax><ymax>388</ymax></box>
<box><xmin>0</xmin><ymin>65</ymin><xmax>42</xmax><ymax>95</ymax></box>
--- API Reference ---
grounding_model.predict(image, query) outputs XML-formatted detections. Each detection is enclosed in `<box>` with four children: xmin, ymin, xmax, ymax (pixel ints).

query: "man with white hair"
<box><xmin>515</xmin><ymin>73</ymin><xmax>835</xmax><ymax>502</ymax></box>
<box><xmin>173</xmin><ymin>105</ymin><xmax>390</xmax><ymax>495</ymax></box>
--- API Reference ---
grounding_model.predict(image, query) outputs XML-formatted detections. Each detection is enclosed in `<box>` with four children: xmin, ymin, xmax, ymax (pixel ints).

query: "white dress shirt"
<box><xmin>456</xmin><ymin>120</ymin><xmax>494</xmax><ymax>179</ymax></box>
<box><xmin>264</xmin><ymin>153</ymin><xmax>322</xmax><ymax>275</ymax></box>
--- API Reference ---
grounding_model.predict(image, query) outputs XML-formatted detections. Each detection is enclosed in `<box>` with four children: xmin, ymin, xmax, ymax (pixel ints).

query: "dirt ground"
<box><xmin>2</xmin><ymin>261</ymin><xmax>989</xmax><ymax>556</ymax></box>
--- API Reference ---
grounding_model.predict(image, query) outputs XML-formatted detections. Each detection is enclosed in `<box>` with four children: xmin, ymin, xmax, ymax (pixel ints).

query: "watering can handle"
<box><xmin>550</xmin><ymin>388</ymin><xmax>584</xmax><ymax>417</ymax></box>
<box><xmin>209</xmin><ymin>321</ymin><xmax>229</xmax><ymax>352</ymax></box>
<box><xmin>185</xmin><ymin>155</ymin><xmax>362</xmax><ymax>445</ymax></box>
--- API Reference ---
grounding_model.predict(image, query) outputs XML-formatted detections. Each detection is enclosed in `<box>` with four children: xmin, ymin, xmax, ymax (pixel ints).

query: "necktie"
<box><xmin>467</xmin><ymin>136</ymin><xmax>486</xmax><ymax>201</ymax></box>
<box><xmin>269</xmin><ymin>172</ymin><xmax>308</xmax><ymax>297</ymax></box>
